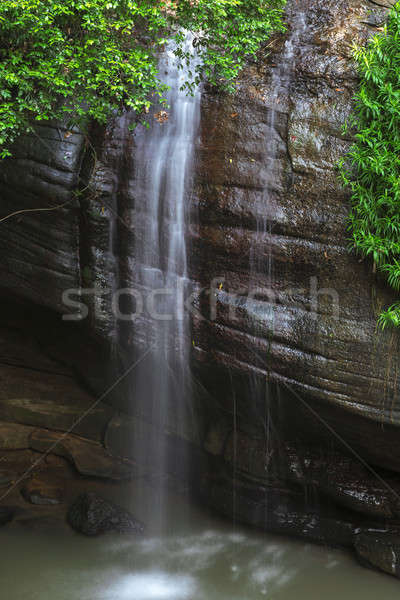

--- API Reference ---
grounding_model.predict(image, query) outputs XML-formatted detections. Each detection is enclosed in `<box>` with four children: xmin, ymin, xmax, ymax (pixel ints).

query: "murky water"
<box><xmin>0</xmin><ymin>481</ymin><xmax>398</xmax><ymax>599</ymax></box>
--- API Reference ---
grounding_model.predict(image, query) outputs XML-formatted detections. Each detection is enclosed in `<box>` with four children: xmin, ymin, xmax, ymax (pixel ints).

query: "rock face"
<box><xmin>192</xmin><ymin>0</ymin><xmax>400</xmax><ymax>574</ymax></box>
<box><xmin>0</xmin><ymin>125</ymin><xmax>83</xmax><ymax>314</ymax></box>
<box><xmin>194</xmin><ymin>0</ymin><xmax>400</xmax><ymax>471</ymax></box>
<box><xmin>187</xmin><ymin>0</ymin><xmax>400</xmax><ymax>577</ymax></box>
<box><xmin>67</xmin><ymin>492</ymin><xmax>144</xmax><ymax>536</ymax></box>
<box><xmin>30</xmin><ymin>429</ymin><xmax>135</xmax><ymax>480</ymax></box>
<box><xmin>0</xmin><ymin>0</ymin><xmax>400</xmax><ymax>579</ymax></box>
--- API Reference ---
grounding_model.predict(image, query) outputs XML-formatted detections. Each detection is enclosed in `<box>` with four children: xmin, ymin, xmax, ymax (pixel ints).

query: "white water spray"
<box><xmin>131</xmin><ymin>36</ymin><xmax>201</xmax><ymax>506</ymax></box>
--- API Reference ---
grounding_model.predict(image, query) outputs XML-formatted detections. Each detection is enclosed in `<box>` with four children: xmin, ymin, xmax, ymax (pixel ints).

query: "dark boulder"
<box><xmin>355</xmin><ymin>530</ymin><xmax>400</xmax><ymax>579</ymax></box>
<box><xmin>67</xmin><ymin>492</ymin><xmax>144</xmax><ymax>536</ymax></box>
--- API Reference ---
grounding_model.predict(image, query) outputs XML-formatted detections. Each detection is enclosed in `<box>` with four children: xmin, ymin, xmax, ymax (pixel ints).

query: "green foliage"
<box><xmin>0</xmin><ymin>0</ymin><xmax>286</xmax><ymax>158</ymax></box>
<box><xmin>339</xmin><ymin>2</ymin><xmax>400</xmax><ymax>329</ymax></box>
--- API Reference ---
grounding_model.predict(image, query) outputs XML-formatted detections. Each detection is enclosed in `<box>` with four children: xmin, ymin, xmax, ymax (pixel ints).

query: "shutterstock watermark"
<box><xmin>62</xmin><ymin>276</ymin><xmax>340</xmax><ymax>323</ymax></box>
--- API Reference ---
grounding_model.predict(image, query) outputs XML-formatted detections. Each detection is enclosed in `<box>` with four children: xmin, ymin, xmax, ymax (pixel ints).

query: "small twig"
<box><xmin>0</xmin><ymin>130</ymin><xmax>99</xmax><ymax>226</ymax></box>
<box><xmin>0</xmin><ymin>199</ymin><xmax>73</xmax><ymax>225</ymax></box>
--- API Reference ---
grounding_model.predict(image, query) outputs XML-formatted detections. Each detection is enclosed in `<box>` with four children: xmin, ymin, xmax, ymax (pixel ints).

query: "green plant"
<box><xmin>339</xmin><ymin>2</ymin><xmax>400</xmax><ymax>329</ymax></box>
<box><xmin>0</xmin><ymin>0</ymin><xmax>286</xmax><ymax>158</ymax></box>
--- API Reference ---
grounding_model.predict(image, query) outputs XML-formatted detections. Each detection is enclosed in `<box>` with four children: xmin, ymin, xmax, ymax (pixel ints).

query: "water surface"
<box><xmin>0</xmin><ymin>480</ymin><xmax>398</xmax><ymax>599</ymax></box>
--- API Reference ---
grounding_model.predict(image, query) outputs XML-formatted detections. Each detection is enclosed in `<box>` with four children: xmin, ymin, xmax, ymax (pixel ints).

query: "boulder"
<box><xmin>21</xmin><ymin>476</ymin><xmax>64</xmax><ymax>506</ymax></box>
<box><xmin>30</xmin><ymin>429</ymin><xmax>135</xmax><ymax>480</ymax></box>
<box><xmin>67</xmin><ymin>492</ymin><xmax>144</xmax><ymax>536</ymax></box>
<box><xmin>355</xmin><ymin>531</ymin><xmax>400</xmax><ymax>579</ymax></box>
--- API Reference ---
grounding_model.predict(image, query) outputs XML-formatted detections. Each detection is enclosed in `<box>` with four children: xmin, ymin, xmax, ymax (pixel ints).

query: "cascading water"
<box><xmin>130</xmin><ymin>36</ymin><xmax>201</xmax><ymax>515</ymax></box>
<box><xmin>250</xmin><ymin>9</ymin><xmax>307</xmax><ymax>328</ymax></box>
<box><xmin>247</xmin><ymin>9</ymin><xmax>308</xmax><ymax>502</ymax></box>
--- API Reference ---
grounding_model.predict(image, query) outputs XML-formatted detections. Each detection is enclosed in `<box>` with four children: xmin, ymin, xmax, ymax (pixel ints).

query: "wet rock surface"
<box><xmin>0</xmin><ymin>422</ymin><xmax>35</xmax><ymax>451</ymax></box>
<box><xmin>193</xmin><ymin>0</ymin><xmax>400</xmax><ymax>467</ymax></box>
<box><xmin>67</xmin><ymin>492</ymin><xmax>144</xmax><ymax>537</ymax></box>
<box><xmin>192</xmin><ymin>0</ymin><xmax>400</xmax><ymax>577</ymax></box>
<box><xmin>30</xmin><ymin>429</ymin><xmax>135</xmax><ymax>480</ymax></box>
<box><xmin>0</xmin><ymin>124</ymin><xmax>83</xmax><ymax>315</ymax></box>
<box><xmin>355</xmin><ymin>531</ymin><xmax>400</xmax><ymax>578</ymax></box>
<box><xmin>21</xmin><ymin>475</ymin><xmax>64</xmax><ymax>506</ymax></box>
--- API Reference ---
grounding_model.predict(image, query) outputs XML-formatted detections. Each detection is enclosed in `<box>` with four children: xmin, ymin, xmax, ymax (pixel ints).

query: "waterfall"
<box><xmin>130</xmin><ymin>36</ymin><xmax>201</xmax><ymax>509</ymax></box>
<box><xmin>250</xmin><ymin>10</ymin><xmax>307</xmax><ymax>300</ymax></box>
<box><xmin>247</xmin><ymin>10</ymin><xmax>308</xmax><ymax>486</ymax></box>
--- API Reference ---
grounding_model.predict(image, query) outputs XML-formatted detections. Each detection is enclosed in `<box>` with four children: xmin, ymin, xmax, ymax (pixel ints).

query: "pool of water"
<box><xmin>0</xmin><ymin>480</ymin><xmax>398</xmax><ymax>599</ymax></box>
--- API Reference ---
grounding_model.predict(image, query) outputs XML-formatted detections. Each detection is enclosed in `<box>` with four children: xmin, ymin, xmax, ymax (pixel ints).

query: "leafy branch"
<box><xmin>0</xmin><ymin>0</ymin><xmax>286</xmax><ymax>158</ymax></box>
<box><xmin>339</xmin><ymin>1</ymin><xmax>400</xmax><ymax>330</ymax></box>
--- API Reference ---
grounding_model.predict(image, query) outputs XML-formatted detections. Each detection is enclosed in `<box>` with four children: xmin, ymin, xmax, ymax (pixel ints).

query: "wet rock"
<box><xmin>0</xmin><ymin>367</ymin><xmax>113</xmax><ymax>442</ymax></box>
<box><xmin>105</xmin><ymin>414</ymin><xmax>153</xmax><ymax>461</ymax></box>
<box><xmin>204</xmin><ymin>420</ymin><xmax>231</xmax><ymax>456</ymax></box>
<box><xmin>21</xmin><ymin>476</ymin><xmax>64</xmax><ymax>506</ymax></box>
<box><xmin>193</xmin><ymin>0</ymin><xmax>400</xmax><ymax>472</ymax></box>
<box><xmin>355</xmin><ymin>531</ymin><xmax>400</xmax><ymax>578</ymax></box>
<box><xmin>282</xmin><ymin>444</ymin><xmax>400</xmax><ymax>520</ymax></box>
<box><xmin>0</xmin><ymin>328</ymin><xmax>71</xmax><ymax>377</ymax></box>
<box><xmin>201</xmin><ymin>468</ymin><xmax>356</xmax><ymax>548</ymax></box>
<box><xmin>0</xmin><ymin>322</ymin><xmax>117</xmax><ymax>460</ymax></box>
<box><xmin>0</xmin><ymin>123</ymin><xmax>83</xmax><ymax>315</ymax></box>
<box><xmin>191</xmin><ymin>0</ymin><xmax>400</xmax><ymax>553</ymax></box>
<box><xmin>104</xmin><ymin>413</ymin><xmax>202</xmax><ymax>483</ymax></box>
<box><xmin>67</xmin><ymin>492</ymin><xmax>144</xmax><ymax>536</ymax></box>
<box><xmin>0</xmin><ymin>120</ymin><xmax>123</xmax><ymax>405</ymax></box>
<box><xmin>104</xmin><ymin>413</ymin><xmax>180</xmax><ymax>466</ymax></box>
<box><xmin>30</xmin><ymin>429</ymin><xmax>134</xmax><ymax>480</ymax></box>
<box><xmin>0</xmin><ymin>471</ymin><xmax>16</xmax><ymax>488</ymax></box>
<box><xmin>0</xmin><ymin>422</ymin><xmax>34</xmax><ymax>450</ymax></box>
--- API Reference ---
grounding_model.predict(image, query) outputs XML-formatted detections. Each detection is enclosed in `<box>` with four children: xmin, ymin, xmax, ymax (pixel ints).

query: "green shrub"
<box><xmin>0</xmin><ymin>0</ymin><xmax>286</xmax><ymax>158</ymax></box>
<box><xmin>340</xmin><ymin>2</ymin><xmax>400</xmax><ymax>329</ymax></box>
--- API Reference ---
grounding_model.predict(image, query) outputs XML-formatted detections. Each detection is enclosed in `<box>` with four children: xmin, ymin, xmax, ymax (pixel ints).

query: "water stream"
<box><xmin>129</xmin><ymin>36</ymin><xmax>201</xmax><ymax>506</ymax></box>
<box><xmin>246</xmin><ymin>8</ymin><xmax>309</xmax><ymax>502</ymax></box>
